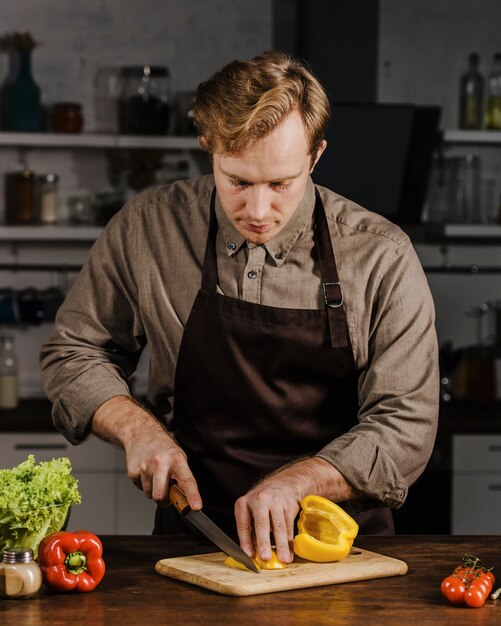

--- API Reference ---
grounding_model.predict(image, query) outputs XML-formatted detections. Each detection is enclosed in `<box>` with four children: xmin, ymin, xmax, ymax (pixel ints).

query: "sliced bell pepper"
<box><xmin>38</xmin><ymin>530</ymin><xmax>105</xmax><ymax>592</ymax></box>
<box><xmin>224</xmin><ymin>549</ymin><xmax>286</xmax><ymax>571</ymax></box>
<box><xmin>293</xmin><ymin>495</ymin><xmax>359</xmax><ymax>562</ymax></box>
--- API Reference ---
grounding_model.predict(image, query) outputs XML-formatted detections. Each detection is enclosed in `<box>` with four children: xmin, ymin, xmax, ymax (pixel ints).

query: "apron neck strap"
<box><xmin>201</xmin><ymin>188</ymin><xmax>219</xmax><ymax>292</ymax></box>
<box><xmin>312</xmin><ymin>190</ymin><xmax>348</xmax><ymax>349</ymax></box>
<box><xmin>202</xmin><ymin>187</ymin><xmax>348</xmax><ymax>349</ymax></box>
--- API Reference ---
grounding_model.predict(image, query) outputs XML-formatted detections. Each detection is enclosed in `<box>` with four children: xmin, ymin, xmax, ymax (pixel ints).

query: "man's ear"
<box><xmin>199</xmin><ymin>136</ymin><xmax>214</xmax><ymax>164</ymax></box>
<box><xmin>199</xmin><ymin>135</ymin><xmax>208</xmax><ymax>151</ymax></box>
<box><xmin>309</xmin><ymin>140</ymin><xmax>327</xmax><ymax>173</ymax></box>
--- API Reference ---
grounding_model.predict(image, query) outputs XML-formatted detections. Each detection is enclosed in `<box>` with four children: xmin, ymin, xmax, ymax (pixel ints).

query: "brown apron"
<box><xmin>154</xmin><ymin>189</ymin><xmax>393</xmax><ymax>537</ymax></box>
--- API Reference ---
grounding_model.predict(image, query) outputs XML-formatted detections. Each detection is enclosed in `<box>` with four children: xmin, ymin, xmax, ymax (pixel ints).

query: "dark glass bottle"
<box><xmin>485</xmin><ymin>52</ymin><xmax>501</xmax><ymax>130</ymax></box>
<box><xmin>10</xmin><ymin>48</ymin><xmax>41</xmax><ymax>132</ymax></box>
<box><xmin>4</xmin><ymin>169</ymin><xmax>36</xmax><ymax>224</ymax></box>
<box><xmin>458</xmin><ymin>52</ymin><xmax>484</xmax><ymax>130</ymax></box>
<box><xmin>0</xmin><ymin>49</ymin><xmax>18</xmax><ymax>130</ymax></box>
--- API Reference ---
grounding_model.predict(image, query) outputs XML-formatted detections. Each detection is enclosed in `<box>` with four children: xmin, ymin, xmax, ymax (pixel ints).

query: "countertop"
<box><xmin>1</xmin><ymin>535</ymin><xmax>500</xmax><ymax>625</ymax></box>
<box><xmin>1</xmin><ymin>398</ymin><xmax>501</xmax><ymax>433</ymax></box>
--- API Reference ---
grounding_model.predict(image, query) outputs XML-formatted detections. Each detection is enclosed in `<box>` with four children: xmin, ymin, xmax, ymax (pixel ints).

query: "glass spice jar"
<box><xmin>0</xmin><ymin>548</ymin><xmax>42</xmax><ymax>599</ymax></box>
<box><xmin>37</xmin><ymin>173</ymin><xmax>59</xmax><ymax>224</ymax></box>
<box><xmin>52</xmin><ymin>102</ymin><xmax>84</xmax><ymax>133</ymax></box>
<box><xmin>4</xmin><ymin>169</ymin><xmax>36</xmax><ymax>224</ymax></box>
<box><xmin>118</xmin><ymin>65</ymin><xmax>170</xmax><ymax>135</ymax></box>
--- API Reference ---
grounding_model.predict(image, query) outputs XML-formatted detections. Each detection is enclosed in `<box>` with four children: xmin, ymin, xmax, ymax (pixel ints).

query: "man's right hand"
<box><xmin>92</xmin><ymin>395</ymin><xmax>202</xmax><ymax>509</ymax></box>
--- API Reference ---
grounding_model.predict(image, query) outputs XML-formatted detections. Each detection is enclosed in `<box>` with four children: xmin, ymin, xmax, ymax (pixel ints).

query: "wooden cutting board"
<box><xmin>155</xmin><ymin>546</ymin><xmax>408</xmax><ymax>596</ymax></box>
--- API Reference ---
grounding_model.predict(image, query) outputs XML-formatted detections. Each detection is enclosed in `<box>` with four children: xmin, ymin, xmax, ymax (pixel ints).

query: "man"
<box><xmin>40</xmin><ymin>51</ymin><xmax>439</xmax><ymax>564</ymax></box>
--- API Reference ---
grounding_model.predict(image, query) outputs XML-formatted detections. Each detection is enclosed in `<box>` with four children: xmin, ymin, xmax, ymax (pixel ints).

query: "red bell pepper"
<box><xmin>38</xmin><ymin>530</ymin><xmax>105</xmax><ymax>592</ymax></box>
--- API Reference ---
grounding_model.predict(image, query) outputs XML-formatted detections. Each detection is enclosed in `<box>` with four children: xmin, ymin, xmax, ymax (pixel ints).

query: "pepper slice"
<box><xmin>38</xmin><ymin>530</ymin><xmax>105</xmax><ymax>592</ymax></box>
<box><xmin>293</xmin><ymin>495</ymin><xmax>359</xmax><ymax>562</ymax></box>
<box><xmin>224</xmin><ymin>549</ymin><xmax>286</xmax><ymax>572</ymax></box>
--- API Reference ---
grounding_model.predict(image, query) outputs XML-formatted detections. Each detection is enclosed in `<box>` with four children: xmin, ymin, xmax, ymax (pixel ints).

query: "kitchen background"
<box><xmin>0</xmin><ymin>0</ymin><xmax>500</xmax><ymax>535</ymax></box>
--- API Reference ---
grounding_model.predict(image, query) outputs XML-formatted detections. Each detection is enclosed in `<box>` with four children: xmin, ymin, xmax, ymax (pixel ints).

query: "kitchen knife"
<box><xmin>169</xmin><ymin>482</ymin><xmax>260</xmax><ymax>574</ymax></box>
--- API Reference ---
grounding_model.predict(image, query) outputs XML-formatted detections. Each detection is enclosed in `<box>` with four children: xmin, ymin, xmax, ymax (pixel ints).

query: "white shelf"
<box><xmin>443</xmin><ymin>129</ymin><xmax>501</xmax><ymax>144</ymax></box>
<box><xmin>444</xmin><ymin>224</ymin><xmax>501</xmax><ymax>238</ymax></box>
<box><xmin>0</xmin><ymin>225</ymin><xmax>103</xmax><ymax>241</ymax></box>
<box><xmin>0</xmin><ymin>132</ymin><xmax>201</xmax><ymax>150</ymax></box>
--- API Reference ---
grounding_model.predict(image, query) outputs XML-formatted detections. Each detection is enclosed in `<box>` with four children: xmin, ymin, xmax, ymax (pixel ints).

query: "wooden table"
<box><xmin>1</xmin><ymin>535</ymin><xmax>500</xmax><ymax>625</ymax></box>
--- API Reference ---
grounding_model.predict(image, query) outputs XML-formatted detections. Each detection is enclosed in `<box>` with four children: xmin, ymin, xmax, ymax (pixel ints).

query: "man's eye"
<box><xmin>270</xmin><ymin>182</ymin><xmax>289</xmax><ymax>191</ymax></box>
<box><xmin>230</xmin><ymin>179</ymin><xmax>250</xmax><ymax>188</ymax></box>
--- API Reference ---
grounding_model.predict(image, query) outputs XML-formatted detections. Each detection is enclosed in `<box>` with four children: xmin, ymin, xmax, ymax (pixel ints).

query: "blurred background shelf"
<box><xmin>0</xmin><ymin>132</ymin><xmax>200</xmax><ymax>150</ymax></box>
<box><xmin>0</xmin><ymin>225</ymin><xmax>103</xmax><ymax>241</ymax></box>
<box><xmin>443</xmin><ymin>129</ymin><xmax>501</xmax><ymax>144</ymax></box>
<box><xmin>403</xmin><ymin>223</ymin><xmax>501</xmax><ymax>244</ymax></box>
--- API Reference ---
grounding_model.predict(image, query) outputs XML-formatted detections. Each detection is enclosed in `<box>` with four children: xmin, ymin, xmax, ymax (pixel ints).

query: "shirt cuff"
<box><xmin>316</xmin><ymin>433</ymin><xmax>408</xmax><ymax>509</ymax></box>
<box><xmin>51</xmin><ymin>363</ymin><xmax>131</xmax><ymax>444</ymax></box>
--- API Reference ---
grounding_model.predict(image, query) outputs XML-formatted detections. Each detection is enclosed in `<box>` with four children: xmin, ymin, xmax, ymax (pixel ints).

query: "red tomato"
<box><xmin>464</xmin><ymin>587</ymin><xmax>486</xmax><ymax>608</ymax></box>
<box><xmin>485</xmin><ymin>571</ymin><xmax>496</xmax><ymax>587</ymax></box>
<box><xmin>441</xmin><ymin>576</ymin><xmax>466</xmax><ymax>604</ymax></box>
<box><xmin>464</xmin><ymin>573</ymin><xmax>492</xmax><ymax>608</ymax></box>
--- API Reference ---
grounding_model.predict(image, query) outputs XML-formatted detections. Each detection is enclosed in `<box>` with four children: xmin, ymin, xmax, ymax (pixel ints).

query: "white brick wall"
<box><xmin>0</xmin><ymin>0</ymin><xmax>272</xmax><ymax>397</ymax></box>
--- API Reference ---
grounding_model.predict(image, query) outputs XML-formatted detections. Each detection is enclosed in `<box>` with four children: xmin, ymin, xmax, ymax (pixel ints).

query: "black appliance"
<box><xmin>312</xmin><ymin>103</ymin><xmax>442</xmax><ymax>224</ymax></box>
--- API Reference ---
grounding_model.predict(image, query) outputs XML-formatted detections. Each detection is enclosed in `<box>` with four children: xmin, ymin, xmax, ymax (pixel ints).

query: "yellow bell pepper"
<box><xmin>293</xmin><ymin>494</ymin><xmax>359</xmax><ymax>562</ymax></box>
<box><xmin>224</xmin><ymin>548</ymin><xmax>287</xmax><ymax>572</ymax></box>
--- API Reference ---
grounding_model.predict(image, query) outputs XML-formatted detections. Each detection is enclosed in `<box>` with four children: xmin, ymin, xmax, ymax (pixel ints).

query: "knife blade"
<box><xmin>169</xmin><ymin>482</ymin><xmax>260</xmax><ymax>574</ymax></box>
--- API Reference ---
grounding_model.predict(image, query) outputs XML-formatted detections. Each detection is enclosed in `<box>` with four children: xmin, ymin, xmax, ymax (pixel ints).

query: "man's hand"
<box><xmin>92</xmin><ymin>395</ymin><xmax>202</xmax><ymax>509</ymax></box>
<box><xmin>235</xmin><ymin>457</ymin><xmax>358</xmax><ymax>564</ymax></box>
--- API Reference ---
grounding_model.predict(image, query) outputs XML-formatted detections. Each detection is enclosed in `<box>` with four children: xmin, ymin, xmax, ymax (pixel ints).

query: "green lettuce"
<box><xmin>0</xmin><ymin>455</ymin><xmax>81</xmax><ymax>557</ymax></box>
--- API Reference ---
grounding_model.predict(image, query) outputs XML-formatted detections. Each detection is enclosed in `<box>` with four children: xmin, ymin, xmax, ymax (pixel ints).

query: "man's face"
<box><xmin>212</xmin><ymin>111</ymin><xmax>326</xmax><ymax>244</ymax></box>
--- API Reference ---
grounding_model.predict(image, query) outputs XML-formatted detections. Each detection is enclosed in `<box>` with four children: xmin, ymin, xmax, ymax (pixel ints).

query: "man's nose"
<box><xmin>246</xmin><ymin>186</ymin><xmax>272</xmax><ymax>221</ymax></box>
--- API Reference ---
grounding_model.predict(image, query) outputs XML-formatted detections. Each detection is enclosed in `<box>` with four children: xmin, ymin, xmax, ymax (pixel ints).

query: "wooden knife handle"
<box><xmin>169</xmin><ymin>482</ymin><xmax>190</xmax><ymax>515</ymax></box>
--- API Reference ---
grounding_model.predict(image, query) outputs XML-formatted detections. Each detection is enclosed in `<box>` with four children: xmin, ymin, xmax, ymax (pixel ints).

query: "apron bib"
<box><xmin>155</xmin><ymin>189</ymin><xmax>393</xmax><ymax>536</ymax></box>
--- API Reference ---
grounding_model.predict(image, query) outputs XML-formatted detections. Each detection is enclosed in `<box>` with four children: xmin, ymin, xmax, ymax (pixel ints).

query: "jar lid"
<box><xmin>2</xmin><ymin>548</ymin><xmax>34</xmax><ymax>563</ymax></box>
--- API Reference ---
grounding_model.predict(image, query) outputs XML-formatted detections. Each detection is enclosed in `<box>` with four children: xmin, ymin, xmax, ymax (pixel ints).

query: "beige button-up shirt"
<box><xmin>40</xmin><ymin>175</ymin><xmax>439</xmax><ymax>509</ymax></box>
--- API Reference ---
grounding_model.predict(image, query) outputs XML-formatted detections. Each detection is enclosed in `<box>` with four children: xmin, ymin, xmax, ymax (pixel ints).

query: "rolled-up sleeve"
<box><xmin>317</xmin><ymin>237</ymin><xmax>439</xmax><ymax>508</ymax></box>
<box><xmin>40</xmin><ymin>203</ymin><xmax>145</xmax><ymax>444</ymax></box>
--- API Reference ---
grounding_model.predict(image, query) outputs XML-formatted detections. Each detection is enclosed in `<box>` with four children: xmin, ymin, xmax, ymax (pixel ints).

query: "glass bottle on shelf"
<box><xmin>458</xmin><ymin>52</ymin><xmax>484</xmax><ymax>130</ymax></box>
<box><xmin>0</xmin><ymin>47</ymin><xmax>18</xmax><ymax>130</ymax></box>
<box><xmin>0</xmin><ymin>334</ymin><xmax>19</xmax><ymax>410</ymax></box>
<box><xmin>9</xmin><ymin>33</ymin><xmax>41</xmax><ymax>132</ymax></box>
<box><xmin>4</xmin><ymin>168</ymin><xmax>36</xmax><ymax>225</ymax></box>
<box><xmin>118</xmin><ymin>65</ymin><xmax>171</xmax><ymax>135</ymax></box>
<box><xmin>485</xmin><ymin>52</ymin><xmax>501</xmax><ymax>130</ymax></box>
<box><xmin>37</xmin><ymin>173</ymin><xmax>59</xmax><ymax>224</ymax></box>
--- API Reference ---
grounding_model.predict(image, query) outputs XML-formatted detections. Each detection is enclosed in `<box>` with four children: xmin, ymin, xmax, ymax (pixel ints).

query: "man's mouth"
<box><xmin>245</xmin><ymin>223</ymin><xmax>272</xmax><ymax>234</ymax></box>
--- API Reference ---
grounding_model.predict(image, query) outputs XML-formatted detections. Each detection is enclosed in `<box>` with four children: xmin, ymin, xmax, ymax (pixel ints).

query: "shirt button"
<box><xmin>247</xmin><ymin>270</ymin><xmax>257</xmax><ymax>279</ymax></box>
<box><xmin>227</xmin><ymin>242</ymin><xmax>236</xmax><ymax>251</ymax></box>
<box><xmin>274</xmin><ymin>252</ymin><xmax>283</xmax><ymax>260</ymax></box>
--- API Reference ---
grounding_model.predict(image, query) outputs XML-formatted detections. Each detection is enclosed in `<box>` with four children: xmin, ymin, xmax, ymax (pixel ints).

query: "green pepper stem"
<box><xmin>64</xmin><ymin>551</ymin><xmax>87</xmax><ymax>575</ymax></box>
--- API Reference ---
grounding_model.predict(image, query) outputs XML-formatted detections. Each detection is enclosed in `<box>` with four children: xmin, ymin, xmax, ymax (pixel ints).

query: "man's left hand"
<box><xmin>234</xmin><ymin>457</ymin><xmax>357</xmax><ymax>564</ymax></box>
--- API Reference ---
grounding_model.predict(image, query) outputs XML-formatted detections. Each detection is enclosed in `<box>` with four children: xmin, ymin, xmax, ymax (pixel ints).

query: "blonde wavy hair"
<box><xmin>192</xmin><ymin>51</ymin><xmax>330</xmax><ymax>158</ymax></box>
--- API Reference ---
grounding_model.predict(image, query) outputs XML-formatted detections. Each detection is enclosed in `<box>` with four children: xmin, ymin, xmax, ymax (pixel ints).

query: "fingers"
<box><xmin>139</xmin><ymin>468</ymin><xmax>153</xmax><ymax>498</ymax></box>
<box><xmin>171</xmin><ymin>458</ymin><xmax>202</xmax><ymax>510</ymax></box>
<box><xmin>235</xmin><ymin>499</ymin><xmax>255</xmax><ymax>558</ymax></box>
<box><xmin>151</xmin><ymin>463</ymin><xmax>169</xmax><ymax>502</ymax></box>
<box><xmin>236</xmin><ymin>491</ymin><xmax>297</xmax><ymax>564</ymax></box>
<box><xmin>126</xmin><ymin>436</ymin><xmax>202</xmax><ymax>508</ymax></box>
<box><xmin>253</xmin><ymin>503</ymin><xmax>272</xmax><ymax>562</ymax></box>
<box><xmin>270</xmin><ymin>508</ymin><xmax>293</xmax><ymax>563</ymax></box>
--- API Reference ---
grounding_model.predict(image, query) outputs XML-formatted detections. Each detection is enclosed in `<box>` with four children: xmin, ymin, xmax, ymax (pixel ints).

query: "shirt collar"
<box><xmin>215</xmin><ymin>177</ymin><xmax>316</xmax><ymax>266</ymax></box>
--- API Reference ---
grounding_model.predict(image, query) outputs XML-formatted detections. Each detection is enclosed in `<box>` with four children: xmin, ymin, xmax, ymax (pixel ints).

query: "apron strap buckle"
<box><xmin>322</xmin><ymin>282</ymin><xmax>343</xmax><ymax>309</ymax></box>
